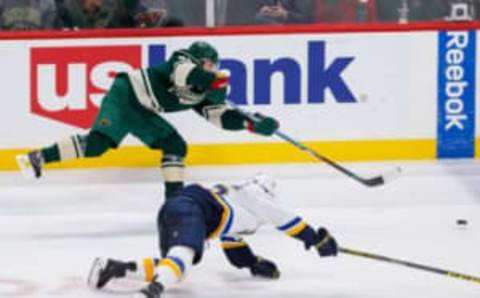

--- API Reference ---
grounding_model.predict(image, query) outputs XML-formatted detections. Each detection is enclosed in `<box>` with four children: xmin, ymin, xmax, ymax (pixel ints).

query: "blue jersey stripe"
<box><xmin>167</xmin><ymin>256</ymin><xmax>186</xmax><ymax>274</ymax></box>
<box><xmin>277</xmin><ymin>217</ymin><xmax>302</xmax><ymax>231</ymax></box>
<box><xmin>221</xmin><ymin>236</ymin><xmax>238</xmax><ymax>242</ymax></box>
<box><xmin>221</xmin><ymin>198</ymin><xmax>234</xmax><ymax>236</ymax></box>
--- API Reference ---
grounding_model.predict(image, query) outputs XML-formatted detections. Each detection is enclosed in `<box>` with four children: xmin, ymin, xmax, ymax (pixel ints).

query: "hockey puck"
<box><xmin>456</xmin><ymin>219</ymin><xmax>468</xmax><ymax>226</ymax></box>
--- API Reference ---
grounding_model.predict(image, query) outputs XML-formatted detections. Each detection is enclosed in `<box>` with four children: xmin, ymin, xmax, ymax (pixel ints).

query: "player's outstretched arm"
<box><xmin>277</xmin><ymin>217</ymin><xmax>338</xmax><ymax>257</ymax></box>
<box><xmin>220</xmin><ymin>236</ymin><xmax>280</xmax><ymax>279</ymax></box>
<box><xmin>237</xmin><ymin>175</ymin><xmax>338</xmax><ymax>257</ymax></box>
<box><xmin>194</xmin><ymin>100</ymin><xmax>279</xmax><ymax>136</ymax></box>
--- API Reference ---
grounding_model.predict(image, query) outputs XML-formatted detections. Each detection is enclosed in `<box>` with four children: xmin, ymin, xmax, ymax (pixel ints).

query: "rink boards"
<box><xmin>0</xmin><ymin>24</ymin><xmax>478</xmax><ymax>170</ymax></box>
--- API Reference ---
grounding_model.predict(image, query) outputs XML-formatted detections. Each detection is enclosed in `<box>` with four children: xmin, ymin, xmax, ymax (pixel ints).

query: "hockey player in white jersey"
<box><xmin>88</xmin><ymin>174</ymin><xmax>338</xmax><ymax>298</ymax></box>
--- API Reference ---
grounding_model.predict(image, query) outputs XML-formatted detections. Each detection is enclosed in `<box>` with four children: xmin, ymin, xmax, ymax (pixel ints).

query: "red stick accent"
<box><xmin>246</xmin><ymin>120</ymin><xmax>255</xmax><ymax>133</ymax></box>
<box><xmin>210</xmin><ymin>77</ymin><xmax>229</xmax><ymax>89</ymax></box>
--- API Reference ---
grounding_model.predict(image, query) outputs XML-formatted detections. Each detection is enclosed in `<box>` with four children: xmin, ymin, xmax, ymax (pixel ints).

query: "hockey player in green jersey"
<box><xmin>17</xmin><ymin>41</ymin><xmax>279</xmax><ymax>198</ymax></box>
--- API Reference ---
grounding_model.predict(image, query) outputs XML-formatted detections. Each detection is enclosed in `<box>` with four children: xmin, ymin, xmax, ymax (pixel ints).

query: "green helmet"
<box><xmin>187</xmin><ymin>41</ymin><xmax>219</xmax><ymax>65</ymax></box>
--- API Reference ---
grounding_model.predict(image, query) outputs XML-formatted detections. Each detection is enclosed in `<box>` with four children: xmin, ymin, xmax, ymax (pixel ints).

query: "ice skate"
<box><xmin>16</xmin><ymin>151</ymin><xmax>43</xmax><ymax>179</ymax></box>
<box><xmin>135</xmin><ymin>281</ymin><xmax>164</xmax><ymax>298</ymax></box>
<box><xmin>88</xmin><ymin>258</ymin><xmax>136</xmax><ymax>289</ymax></box>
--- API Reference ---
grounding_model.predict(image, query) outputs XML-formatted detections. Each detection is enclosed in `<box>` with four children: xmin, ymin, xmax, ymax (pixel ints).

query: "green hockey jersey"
<box><xmin>126</xmin><ymin>49</ymin><xmax>246</xmax><ymax>130</ymax></box>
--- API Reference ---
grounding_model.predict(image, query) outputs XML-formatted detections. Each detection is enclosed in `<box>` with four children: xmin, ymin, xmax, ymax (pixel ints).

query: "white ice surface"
<box><xmin>0</xmin><ymin>161</ymin><xmax>479</xmax><ymax>298</ymax></box>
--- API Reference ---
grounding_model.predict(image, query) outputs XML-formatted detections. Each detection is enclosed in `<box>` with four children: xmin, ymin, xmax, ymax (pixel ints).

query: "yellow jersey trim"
<box><xmin>286</xmin><ymin>221</ymin><xmax>307</xmax><ymax>237</ymax></box>
<box><xmin>207</xmin><ymin>191</ymin><xmax>232</xmax><ymax>239</ymax></box>
<box><xmin>222</xmin><ymin>241</ymin><xmax>248</xmax><ymax>250</ymax></box>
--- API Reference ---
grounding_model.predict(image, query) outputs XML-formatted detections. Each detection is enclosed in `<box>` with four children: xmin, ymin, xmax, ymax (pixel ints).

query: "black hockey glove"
<box><xmin>249</xmin><ymin>256</ymin><xmax>280</xmax><ymax>279</ymax></box>
<box><xmin>246</xmin><ymin>113</ymin><xmax>279</xmax><ymax>136</ymax></box>
<box><xmin>314</xmin><ymin>228</ymin><xmax>338</xmax><ymax>257</ymax></box>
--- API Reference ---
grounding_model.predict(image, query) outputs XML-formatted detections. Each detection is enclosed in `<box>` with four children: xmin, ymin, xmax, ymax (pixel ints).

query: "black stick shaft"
<box><xmin>274</xmin><ymin>130</ymin><xmax>385</xmax><ymax>186</ymax></box>
<box><xmin>340</xmin><ymin>247</ymin><xmax>480</xmax><ymax>284</ymax></box>
<box><xmin>228</xmin><ymin>103</ymin><xmax>385</xmax><ymax>187</ymax></box>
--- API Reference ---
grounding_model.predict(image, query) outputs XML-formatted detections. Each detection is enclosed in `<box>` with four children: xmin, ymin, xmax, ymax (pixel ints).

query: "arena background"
<box><xmin>0</xmin><ymin>22</ymin><xmax>478</xmax><ymax>171</ymax></box>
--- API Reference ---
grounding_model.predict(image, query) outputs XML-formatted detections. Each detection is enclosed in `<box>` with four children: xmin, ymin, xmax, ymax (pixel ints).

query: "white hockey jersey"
<box><xmin>206</xmin><ymin>175</ymin><xmax>307</xmax><ymax>247</ymax></box>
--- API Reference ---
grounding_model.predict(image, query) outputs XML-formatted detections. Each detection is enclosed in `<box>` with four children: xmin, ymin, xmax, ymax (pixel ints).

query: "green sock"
<box><xmin>41</xmin><ymin>144</ymin><xmax>61</xmax><ymax>163</ymax></box>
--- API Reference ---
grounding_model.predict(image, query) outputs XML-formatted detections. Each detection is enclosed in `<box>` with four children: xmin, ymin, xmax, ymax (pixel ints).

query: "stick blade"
<box><xmin>361</xmin><ymin>166</ymin><xmax>402</xmax><ymax>187</ymax></box>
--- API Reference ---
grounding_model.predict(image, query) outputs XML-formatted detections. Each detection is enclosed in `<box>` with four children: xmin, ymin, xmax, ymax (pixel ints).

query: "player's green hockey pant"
<box><xmin>41</xmin><ymin>76</ymin><xmax>187</xmax><ymax>162</ymax></box>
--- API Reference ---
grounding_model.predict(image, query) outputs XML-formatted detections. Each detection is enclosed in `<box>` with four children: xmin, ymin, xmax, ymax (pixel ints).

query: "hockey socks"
<box><xmin>17</xmin><ymin>132</ymin><xmax>116</xmax><ymax>179</ymax></box>
<box><xmin>42</xmin><ymin>135</ymin><xmax>86</xmax><ymax>163</ymax></box>
<box><xmin>139</xmin><ymin>246</ymin><xmax>193</xmax><ymax>288</ymax></box>
<box><xmin>40</xmin><ymin>132</ymin><xmax>115</xmax><ymax>164</ymax></box>
<box><xmin>125</xmin><ymin>246</ymin><xmax>195</xmax><ymax>289</ymax></box>
<box><xmin>161</xmin><ymin>155</ymin><xmax>185</xmax><ymax>198</ymax></box>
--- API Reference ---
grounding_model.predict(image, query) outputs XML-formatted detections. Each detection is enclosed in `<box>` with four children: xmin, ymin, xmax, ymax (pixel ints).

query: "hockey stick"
<box><xmin>228</xmin><ymin>102</ymin><xmax>401</xmax><ymax>187</ymax></box>
<box><xmin>340</xmin><ymin>247</ymin><xmax>480</xmax><ymax>285</ymax></box>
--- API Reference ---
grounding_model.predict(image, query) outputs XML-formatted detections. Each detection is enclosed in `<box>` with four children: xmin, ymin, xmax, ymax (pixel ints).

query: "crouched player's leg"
<box><xmin>88</xmin><ymin>196</ymin><xmax>206</xmax><ymax>298</ymax></box>
<box><xmin>140</xmin><ymin>197</ymin><xmax>207</xmax><ymax>297</ymax></box>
